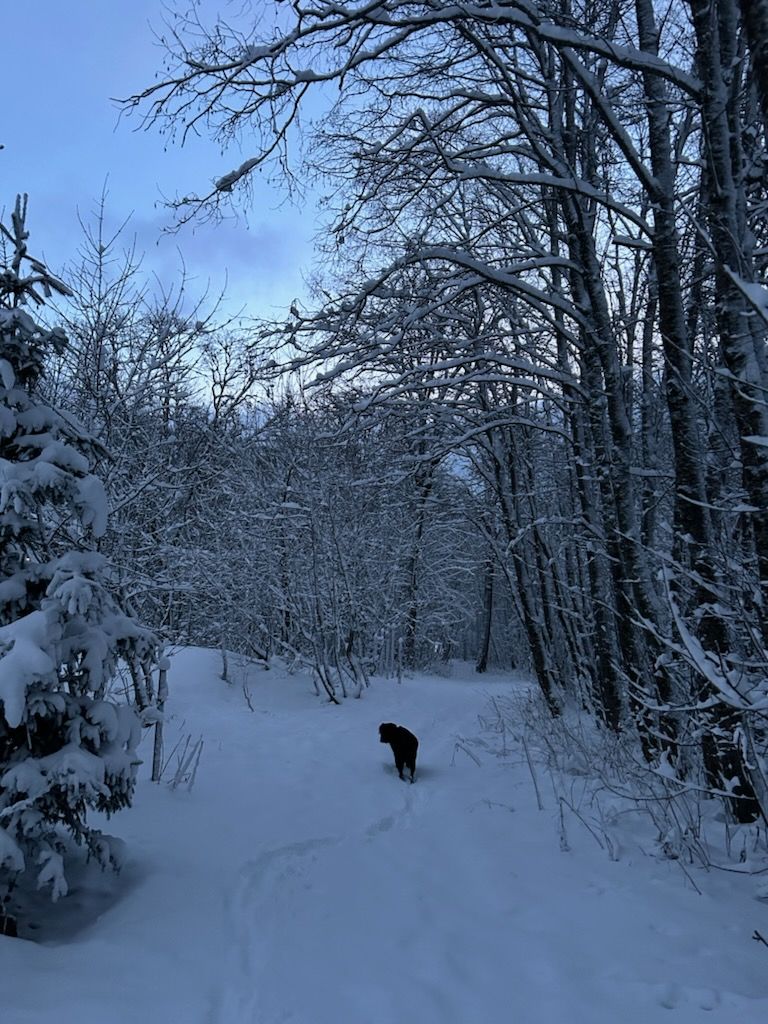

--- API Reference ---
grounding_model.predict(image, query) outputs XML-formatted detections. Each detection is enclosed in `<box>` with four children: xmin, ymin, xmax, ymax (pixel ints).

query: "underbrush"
<box><xmin>480</xmin><ymin>691</ymin><xmax>768</xmax><ymax>891</ymax></box>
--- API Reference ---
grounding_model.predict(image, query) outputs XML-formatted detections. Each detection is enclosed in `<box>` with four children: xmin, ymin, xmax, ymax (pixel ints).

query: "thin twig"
<box><xmin>521</xmin><ymin>732</ymin><xmax>544</xmax><ymax>811</ymax></box>
<box><xmin>452</xmin><ymin>740</ymin><xmax>481</xmax><ymax>767</ymax></box>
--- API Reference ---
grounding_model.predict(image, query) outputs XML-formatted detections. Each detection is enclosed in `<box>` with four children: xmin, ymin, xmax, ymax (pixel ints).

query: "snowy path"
<box><xmin>3</xmin><ymin>649</ymin><xmax>768</xmax><ymax>1023</ymax></box>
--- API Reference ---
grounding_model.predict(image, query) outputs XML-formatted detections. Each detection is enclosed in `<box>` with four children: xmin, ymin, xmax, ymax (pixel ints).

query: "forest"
<box><xmin>2</xmin><ymin>0</ymin><xmax>768</xmax><ymax>1011</ymax></box>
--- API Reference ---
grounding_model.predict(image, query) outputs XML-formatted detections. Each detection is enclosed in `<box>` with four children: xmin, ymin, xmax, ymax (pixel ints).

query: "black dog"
<box><xmin>379</xmin><ymin>723</ymin><xmax>418</xmax><ymax>783</ymax></box>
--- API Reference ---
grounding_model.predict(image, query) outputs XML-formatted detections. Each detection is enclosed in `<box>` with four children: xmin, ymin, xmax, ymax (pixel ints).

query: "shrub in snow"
<box><xmin>0</xmin><ymin>197</ymin><xmax>159</xmax><ymax>921</ymax></box>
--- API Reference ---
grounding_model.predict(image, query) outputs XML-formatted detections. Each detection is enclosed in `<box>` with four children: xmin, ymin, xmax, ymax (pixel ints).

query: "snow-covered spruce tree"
<box><xmin>0</xmin><ymin>197</ymin><xmax>159</xmax><ymax>930</ymax></box>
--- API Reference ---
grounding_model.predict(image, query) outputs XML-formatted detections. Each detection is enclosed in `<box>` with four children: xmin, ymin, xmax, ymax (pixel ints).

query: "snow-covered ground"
<box><xmin>3</xmin><ymin>649</ymin><xmax>768</xmax><ymax>1023</ymax></box>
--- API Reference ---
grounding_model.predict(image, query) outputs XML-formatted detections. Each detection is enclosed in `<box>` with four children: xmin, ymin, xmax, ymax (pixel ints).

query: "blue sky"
<box><xmin>2</xmin><ymin>1</ymin><xmax>316</xmax><ymax>320</ymax></box>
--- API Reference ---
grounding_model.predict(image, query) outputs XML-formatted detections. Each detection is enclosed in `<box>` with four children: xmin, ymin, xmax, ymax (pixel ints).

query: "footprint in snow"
<box><xmin>365</xmin><ymin>814</ymin><xmax>396</xmax><ymax>838</ymax></box>
<box><xmin>656</xmin><ymin>982</ymin><xmax>721</xmax><ymax>1011</ymax></box>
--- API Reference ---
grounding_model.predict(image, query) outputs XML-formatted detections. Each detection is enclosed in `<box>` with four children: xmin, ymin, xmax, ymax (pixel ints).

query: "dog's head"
<box><xmin>379</xmin><ymin>722</ymin><xmax>397</xmax><ymax>743</ymax></box>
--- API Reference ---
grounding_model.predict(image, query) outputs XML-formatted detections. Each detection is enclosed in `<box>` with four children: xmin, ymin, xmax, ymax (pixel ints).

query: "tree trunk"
<box><xmin>638</xmin><ymin>0</ymin><xmax>760</xmax><ymax>818</ymax></box>
<box><xmin>475</xmin><ymin>553</ymin><xmax>494</xmax><ymax>673</ymax></box>
<box><xmin>689</xmin><ymin>0</ymin><xmax>768</xmax><ymax>629</ymax></box>
<box><xmin>738</xmin><ymin>0</ymin><xmax>768</xmax><ymax>142</ymax></box>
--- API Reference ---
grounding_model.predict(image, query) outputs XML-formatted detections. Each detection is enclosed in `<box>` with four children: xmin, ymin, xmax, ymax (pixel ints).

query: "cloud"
<box><xmin>12</xmin><ymin>185</ymin><xmax>318</xmax><ymax>323</ymax></box>
<box><xmin>128</xmin><ymin>205</ymin><xmax>318</xmax><ymax>318</ymax></box>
